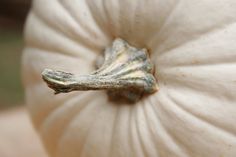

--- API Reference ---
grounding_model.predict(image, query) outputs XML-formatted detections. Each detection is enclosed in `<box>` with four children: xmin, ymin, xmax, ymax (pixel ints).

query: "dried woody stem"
<box><xmin>42</xmin><ymin>38</ymin><xmax>158</xmax><ymax>102</ymax></box>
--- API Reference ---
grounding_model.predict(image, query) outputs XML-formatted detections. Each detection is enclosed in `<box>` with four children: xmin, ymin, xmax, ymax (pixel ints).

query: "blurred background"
<box><xmin>0</xmin><ymin>1</ymin><xmax>48</xmax><ymax>157</ymax></box>
<box><xmin>0</xmin><ymin>0</ymin><xmax>30</xmax><ymax>109</ymax></box>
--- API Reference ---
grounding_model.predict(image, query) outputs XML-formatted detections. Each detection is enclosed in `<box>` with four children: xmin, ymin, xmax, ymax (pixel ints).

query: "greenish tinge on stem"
<box><xmin>42</xmin><ymin>38</ymin><xmax>158</xmax><ymax>102</ymax></box>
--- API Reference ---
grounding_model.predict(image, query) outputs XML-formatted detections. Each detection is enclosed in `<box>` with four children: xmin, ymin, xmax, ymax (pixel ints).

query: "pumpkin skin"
<box><xmin>22</xmin><ymin>0</ymin><xmax>236</xmax><ymax>157</ymax></box>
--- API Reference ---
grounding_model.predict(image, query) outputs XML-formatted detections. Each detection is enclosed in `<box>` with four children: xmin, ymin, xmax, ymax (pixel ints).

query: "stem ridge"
<box><xmin>42</xmin><ymin>38</ymin><xmax>158</xmax><ymax>102</ymax></box>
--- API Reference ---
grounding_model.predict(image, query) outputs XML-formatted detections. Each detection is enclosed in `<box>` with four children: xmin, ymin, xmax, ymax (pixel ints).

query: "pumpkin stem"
<box><xmin>42</xmin><ymin>38</ymin><xmax>158</xmax><ymax>102</ymax></box>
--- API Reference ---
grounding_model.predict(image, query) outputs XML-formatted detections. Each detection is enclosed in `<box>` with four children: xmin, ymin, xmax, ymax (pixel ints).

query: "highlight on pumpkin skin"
<box><xmin>42</xmin><ymin>38</ymin><xmax>158</xmax><ymax>102</ymax></box>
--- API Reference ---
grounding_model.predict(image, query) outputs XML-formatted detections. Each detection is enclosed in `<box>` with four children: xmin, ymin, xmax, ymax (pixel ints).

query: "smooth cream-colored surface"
<box><xmin>22</xmin><ymin>0</ymin><xmax>236</xmax><ymax>157</ymax></box>
<box><xmin>0</xmin><ymin>108</ymin><xmax>48</xmax><ymax>157</ymax></box>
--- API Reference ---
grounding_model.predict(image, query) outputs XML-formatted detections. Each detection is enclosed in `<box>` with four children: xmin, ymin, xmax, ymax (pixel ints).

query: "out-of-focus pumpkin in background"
<box><xmin>22</xmin><ymin>0</ymin><xmax>236</xmax><ymax>157</ymax></box>
<box><xmin>0</xmin><ymin>108</ymin><xmax>48</xmax><ymax>157</ymax></box>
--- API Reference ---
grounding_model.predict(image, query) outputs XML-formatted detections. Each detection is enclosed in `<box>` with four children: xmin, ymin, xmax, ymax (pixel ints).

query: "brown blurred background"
<box><xmin>0</xmin><ymin>1</ymin><xmax>48</xmax><ymax>157</ymax></box>
<box><xmin>0</xmin><ymin>0</ymin><xmax>31</xmax><ymax>109</ymax></box>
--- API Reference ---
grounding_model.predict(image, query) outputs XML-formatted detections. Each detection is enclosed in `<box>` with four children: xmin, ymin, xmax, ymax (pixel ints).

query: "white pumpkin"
<box><xmin>22</xmin><ymin>0</ymin><xmax>236</xmax><ymax>157</ymax></box>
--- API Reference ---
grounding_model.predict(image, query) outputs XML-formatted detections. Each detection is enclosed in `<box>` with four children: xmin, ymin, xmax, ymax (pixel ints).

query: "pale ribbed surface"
<box><xmin>22</xmin><ymin>0</ymin><xmax>236</xmax><ymax>157</ymax></box>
